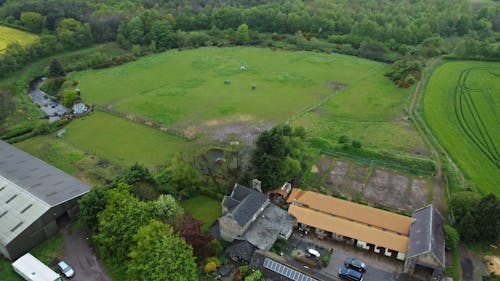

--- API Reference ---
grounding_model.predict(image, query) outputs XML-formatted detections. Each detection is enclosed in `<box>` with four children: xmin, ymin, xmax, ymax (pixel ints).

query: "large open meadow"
<box><xmin>71</xmin><ymin>47</ymin><xmax>426</xmax><ymax>159</ymax></box>
<box><xmin>423</xmin><ymin>61</ymin><xmax>499</xmax><ymax>195</ymax></box>
<box><xmin>0</xmin><ymin>26</ymin><xmax>38</xmax><ymax>53</ymax></box>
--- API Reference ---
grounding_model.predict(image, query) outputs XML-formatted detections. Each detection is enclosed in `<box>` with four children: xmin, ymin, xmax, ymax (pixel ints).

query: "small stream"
<box><xmin>28</xmin><ymin>77</ymin><xmax>68</xmax><ymax>122</ymax></box>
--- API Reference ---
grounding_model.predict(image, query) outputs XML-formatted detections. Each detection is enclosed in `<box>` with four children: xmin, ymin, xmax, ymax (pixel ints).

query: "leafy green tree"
<box><xmin>236</xmin><ymin>23</ymin><xmax>250</xmax><ymax>44</ymax></box>
<box><xmin>450</xmin><ymin>191</ymin><xmax>481</xmax><ymax>222</ymax></box>
<box><xmin>79</xmin><ymin>186</ymin><xmax>109</xmax><ymax>232</ymax></box>
<box><xmin>20</xmin><ymin>12</ymin><xmax>45</xmax><ymax>32</ymax></box>
<box><xmin>153</xmin><ymin>194</ymin><xmax>184</xmax><ymax>223</ymax></box>
<box><xmin>127</xmin><ymin>220</ymin><xmax>198</xmax><ymax>281</ymax></box>
<box><xmin>475</xmin><ymin>193</ymin><xmax>499</xmax><ymax>241</ymax></box>
<box><xmin>94</xmin><ymin>185</ymin><xmax>154</xmax><ymax>261</ymax></box>
<box><xmin>457</xmin><ymin>211</ymin><xmax>478</xmax><ymax>242</ymax></box>
<box><xmin>61</xmin><ymin>88</ymin><xmax>77</xmax><ymax>107</ymax></box>
<box><xmin>150</xmin><ymin>20</ymin><xmax>176</xmax><ymax>51</ymax></box>
<box><xmin>56</xmin><ymin>18</ymin><xmax>92</xmax><ymax>49</ymax></box>
<box><xmin>49</xmin><ymin>58</ymin><xmax>66</xmax><ymax>77</ymax></box>
<box><xmin>251</xmin><ymin>125</ymin><xmax>306</xmax><ymax>190</ymax></box>
<box><xmin>444</xmin><ymin>225</ymin><xmax>460</xmax><ymax>250</ymax></box>
<box><xmin>126</xmin><ymin>16</ymin><xmax>145</xmax><ymax>45</ymax></box>
<box><xmin>167</xmin><ymin>155</ymin><xmax>201</xmax><ymax>198</ymax></box>
<box><xmin>124</xmin><ymin>163</ymin><xmax>154</xmax><ymax>185</ymax></box>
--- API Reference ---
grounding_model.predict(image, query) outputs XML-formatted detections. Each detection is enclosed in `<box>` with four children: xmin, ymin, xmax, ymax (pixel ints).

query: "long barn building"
<box><xmin>0</xmin><ymin>140</ymin><xmax>90</xmax><ymax>260</ymax></box>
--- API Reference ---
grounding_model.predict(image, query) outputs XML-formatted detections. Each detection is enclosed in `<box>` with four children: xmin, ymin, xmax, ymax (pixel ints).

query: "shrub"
<box><xmin>62</xmin><ymin>88</ymin><xmax>78</xmax><ymax>107</ymax></box>
<box><xmin>338</xmin><ymin>135</ymin><xmax>349</xmax><ymax>144</ymax></box>
<box><xmin>206</xmin><ymin>256</ymin><xmax>221</xmax><ymax>267</ymax></box>
<box><xmin>444</xmin><ymin>225</ymin><xmax>459</xmax><ymax>250</ymax></box>
<box><xmin>352</xmin><ymin>140</ymin><xmax>362</xmax><ymax>148</ymax></box>
<box><xmin>208</xmin><ymin>239</ymin><xmax>223</xmax><ymax>256</ymax></box>
<box><xmin>238</xmin><ymin>265</ymin><xmax>249</xmax><ymax>276</ymax></box>
<box><xmin>41</xmin><ymin>77</ymin><xmax>66</xmax><ymax>96</ymax></box>
<box><xmin>204</xmin><ymin>262</ymin><xmax>217</xmax><ymax>273</ymax></box>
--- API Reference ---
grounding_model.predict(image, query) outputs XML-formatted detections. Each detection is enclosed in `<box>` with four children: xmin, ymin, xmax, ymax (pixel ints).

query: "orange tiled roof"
<box><xmin>288</xmin><ymin>204</ymin><xmax>410</xmax><ymax>253</ymax></box>
<box><xmin>287</xmin><ymin>189</ymin><xmax>413</xmax><ymax>235</ymax></box>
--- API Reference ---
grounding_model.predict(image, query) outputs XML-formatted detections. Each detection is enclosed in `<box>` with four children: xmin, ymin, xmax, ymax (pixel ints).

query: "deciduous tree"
<box><xmin>127</xmin><ymin>219</ymin><xmax>198</xmax><ymax>281</ymax></box>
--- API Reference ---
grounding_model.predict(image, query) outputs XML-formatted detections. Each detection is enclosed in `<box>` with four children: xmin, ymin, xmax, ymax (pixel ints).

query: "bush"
<box><xmin>204</xmin><ymin>262</ymin><xmax>217</xmax><ymax>273</ymax></box>
<box><xmin>338</xmin><ymin>135</ymin><xmax>349</xmax><ymax>144</ymax></box>
<box><xmin>62</xmin><ymin>88</ymin><xmax>78</xmax><ymax>107</ymax></box>
<box><xmin>444</xmin><ymin>225</ymin><xmax>460</xmax><ymax>250</ymax></box>
<box><xmin>352</xmin><ymin>140</ymin><xmax>362</xmax><ymax>148</ymax></box>
<box><xmin>208</xmin><ymin>239</ymin><xmax>223</xmax><ymax>256</ymax></box>
<box><xmin>322</xmin><ymin>254</ymin><xmax>330</xmax><ymax>266</ymax></box>
<box><xmin>238</xmin><ymin>265</ymin><xmax>249</xmax><ymax>276</ymax></box>
<box><xmin>41</xmin><ymin>77</ymin><xmax>66</xmax><ymax>96</ymax></box>
<box><xmin>206</xmin><ymin>256</ymin><xmax>221</xmax><ymax>267</ymax></box>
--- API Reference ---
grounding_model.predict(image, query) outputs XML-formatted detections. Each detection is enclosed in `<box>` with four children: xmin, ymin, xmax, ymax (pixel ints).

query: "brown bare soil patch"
<box><xmin>484</xmin><ymin>256</ymin><xmax>500</xmax><ymax>275</ymax></box>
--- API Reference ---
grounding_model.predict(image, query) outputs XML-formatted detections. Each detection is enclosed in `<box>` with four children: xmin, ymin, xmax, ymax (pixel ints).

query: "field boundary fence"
<box><xmin>92</xmin><ymin>104</ymin><xmax>195</xmax><ymax>141</ymax></box>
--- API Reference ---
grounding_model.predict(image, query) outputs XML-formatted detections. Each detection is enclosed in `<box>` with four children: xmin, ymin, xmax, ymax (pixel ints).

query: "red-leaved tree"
<box><xmin>174</xmin><ymin>212</ymin><xmax>212</xmax><ymax>258</ymax></box>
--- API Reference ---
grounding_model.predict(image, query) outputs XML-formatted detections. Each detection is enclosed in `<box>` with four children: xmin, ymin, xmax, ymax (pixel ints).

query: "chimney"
<box><xmin>252</xmin><ymin>179</ymin><xmax>262</xmax><ymax>193</ymax></box>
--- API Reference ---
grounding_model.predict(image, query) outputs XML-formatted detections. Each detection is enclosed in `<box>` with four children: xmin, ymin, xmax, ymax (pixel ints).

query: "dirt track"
<box><xmin>61</xmin><ymin>227</ymin><xmax>112</xmax><ymax>281</ymax></box>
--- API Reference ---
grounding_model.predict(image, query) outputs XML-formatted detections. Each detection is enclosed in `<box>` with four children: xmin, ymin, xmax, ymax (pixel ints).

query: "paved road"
<box><xmin>61</xmin><ymin>227</ymin><xmax>112</xmax><ymax>281</ymax></box>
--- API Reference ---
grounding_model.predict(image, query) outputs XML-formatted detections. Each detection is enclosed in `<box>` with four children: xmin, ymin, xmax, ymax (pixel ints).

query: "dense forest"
<box><xmin>0</xmin><ymin>0</ymin><xmax>499</xmax><ymax>78</ymax></box>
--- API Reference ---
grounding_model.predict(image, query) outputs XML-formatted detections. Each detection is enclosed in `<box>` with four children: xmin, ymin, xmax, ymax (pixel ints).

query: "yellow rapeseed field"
<box><xmin>0</xmin><ymin>25</ymin><xmax>39</xmax><ymax>53</ymax></box>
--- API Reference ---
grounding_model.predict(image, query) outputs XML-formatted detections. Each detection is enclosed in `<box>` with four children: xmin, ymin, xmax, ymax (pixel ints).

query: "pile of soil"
<box><xmin>484</xmin><ymin>255</ymin><xmax>500</xmax><ymax>275</ymax></box>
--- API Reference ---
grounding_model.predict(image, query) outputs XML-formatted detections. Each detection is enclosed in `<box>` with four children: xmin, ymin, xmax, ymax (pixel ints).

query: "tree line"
<box><xmin>0</xmin><ymin>0</ymin><xmax>498</xmax><ymax>79</ymax></box>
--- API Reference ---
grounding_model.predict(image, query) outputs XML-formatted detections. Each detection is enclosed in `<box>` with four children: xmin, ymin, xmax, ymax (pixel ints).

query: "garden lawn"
<box><xmin>61</xmin><ymin>111</ymin><xmax>191</xmax><ymax>168</ymax></box>
<box><xmin>71</xmin><ymin>47</ymin><xmax>426</xmax><ymax>155</ymax></box>
<box><xmin>181</xmin><ymin>195</ymin><xmax>221</xmax><ymax>233</ymax></box>
<box><xmin>422</xmin><ymin>61</ymin><xmax>500</xmax><ymax>195</ymax></box>
<box><xmin>0</xmin><ymin>26</ymin><xmax>38</xmax><ymax>53</ymax></box>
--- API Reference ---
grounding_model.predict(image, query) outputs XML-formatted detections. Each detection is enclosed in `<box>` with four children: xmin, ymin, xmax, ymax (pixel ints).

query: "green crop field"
<box><xmin>0</xmin><ymin>26</ymin><xmax>38</xmax><ymax>53</ymax></box>
<box><xmin>423</xmin><ymin>61</ymin><xmax>500</xmax><ymax>195</ymax></box>
<box><xmin>71</xmin><ymin>47</ymin><xmax>426</xmax><ymax>157</ymax></box>
<box><xmin>61</xmin><ymin>111</ymin><xmax>192</xmax><ymax>168</ymax></box>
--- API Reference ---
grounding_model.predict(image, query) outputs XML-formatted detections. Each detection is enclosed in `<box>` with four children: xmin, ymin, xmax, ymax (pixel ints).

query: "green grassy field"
<box><xmin>60</xmin><ymin>111</ymin><xmax>192</xmax><ymax>168</ymax></box>
<box><xmin>0</xmin><ymin>26</ymin><xmax>38</xmax><ymax>53</ymax></box>
<box><xmin>15</xmin><ymin>134</ymin><xmax>125</xmax><ymax>185</ymax></box>
<box><xmin>71</xmin><ymin>47</ymin><xmax>426</xmax><ymax>156</ymax></box>
<box><xmin>423</xmin><ymin>61</ymin><xmax>500</xmax><ymax>195</ymax></box>
<box><xmin>181</xmin><ymin>195</ymin><xmax>221</xmax><ymax>233</ymax></box>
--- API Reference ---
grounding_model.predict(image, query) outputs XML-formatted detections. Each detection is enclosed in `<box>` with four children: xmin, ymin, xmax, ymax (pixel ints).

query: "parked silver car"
<box><xmin>57</xmin><ymin>261</ymin><xmax>75</xmax><ymax>278</ymax></box>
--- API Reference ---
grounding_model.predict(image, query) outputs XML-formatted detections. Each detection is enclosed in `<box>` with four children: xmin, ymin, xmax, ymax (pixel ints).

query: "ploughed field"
<box><xmin>423</xmin><ymin>61</ymin><xmax>500</xmax><ymax>195</ymax></box>
<box><xmin>0</xmin><ymin>25</ymin><xmax>38</xmax><ymax>53</ymax></box>
<box><xmin>66</xmin><ymin>47</ymin><xmax>426</xmax><ymax>166</ymax></box>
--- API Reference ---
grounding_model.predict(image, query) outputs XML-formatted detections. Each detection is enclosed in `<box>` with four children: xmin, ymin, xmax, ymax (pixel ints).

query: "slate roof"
<box><xmin>226</xmin><ymin>241</ymin><xmax>256</xmax><ymax>264</ymax></box>
<box><xmin>407</xmin><ymin>205</ymin><xmax>445</xmax><ymax>268</ymax></box>
<box><xmin>224</xmin><ymin>184</ymin><xmax>268</xmax><ymax>227</ymax></box>
<box><xmin>244</xmin><ymin>204</ymin><xmax>296</xmax><ymax>250</ymax></box>
<box><xmin>0</xmin><ymin>141</ymin><xmax>91</xmax><ymax>206</ymax></box>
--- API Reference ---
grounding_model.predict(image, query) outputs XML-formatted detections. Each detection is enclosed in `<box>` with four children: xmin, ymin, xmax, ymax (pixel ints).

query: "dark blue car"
<box><xmin>339</xmin><ymin>267</ymin><xmax>363</xmax><ymax>281</ymax></box>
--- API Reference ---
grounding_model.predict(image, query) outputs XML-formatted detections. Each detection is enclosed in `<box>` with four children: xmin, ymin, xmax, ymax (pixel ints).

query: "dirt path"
<box><xmin>61</xmin><ymin>227</ymin><xmax>112</xmax><ymax>281</ymax></box>
<box><xmin>408</xmin><ymin>58</ymin><xmax>446</xmax><ymax>214</ymax></box>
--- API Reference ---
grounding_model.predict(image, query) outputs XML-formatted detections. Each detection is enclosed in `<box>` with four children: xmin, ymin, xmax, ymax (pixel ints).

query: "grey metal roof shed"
<box><xmin>0</xmin><ymin>140</ymin><xmax>91</xmax><ymax>260</ymax></box>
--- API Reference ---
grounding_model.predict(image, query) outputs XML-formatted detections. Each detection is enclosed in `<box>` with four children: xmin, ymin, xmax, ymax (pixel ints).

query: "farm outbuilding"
<box><xmin>0</xmin><ymin>140</ymin><xmax>90</xmax><ymax>260</ymax></box>
<box><xmin>404</xmin><ymin>205</ymin><xmax>445</xmax><ymax>280</ymax></box>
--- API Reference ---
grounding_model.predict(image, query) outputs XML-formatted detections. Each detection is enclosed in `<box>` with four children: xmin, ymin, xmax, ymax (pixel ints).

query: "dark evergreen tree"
<box><xmin>49</xmin><ymin>58</ymin><xmax>66</xmax><ymax>77</ymax></box>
